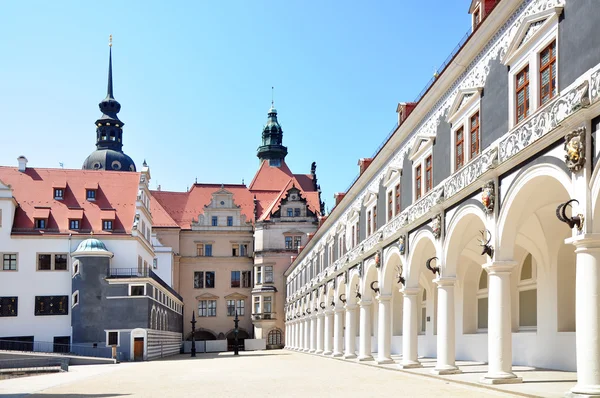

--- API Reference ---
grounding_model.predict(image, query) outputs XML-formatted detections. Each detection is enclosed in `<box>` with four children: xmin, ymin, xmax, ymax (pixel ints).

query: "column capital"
<box><xmin>324</xmin><ymin>308</ymin><xmax>334</xmax><ymax>315</ymax></box>
<box><xmin>483</xmin><ymin>260</ymin><xmax>518</xmax><ymax>275</ymax></box>
<box><xmin>376</xmin><ymin>293</ymin><xmax>392</xmax><ymax>302</ymax></box>
<box><xmin>344</xmin><ymin>303</ymin><xmax>358</xmax><ymax>311</ymax></box>
<box><xmin>400</xmin><ymin>287</ymin><xmax>420</xmax><ymax>296</ymax></box>
<box><xmin>316</xmin><ymin>311</ymin><xmax>325</xmax><ymax>318</ymax></box>
<box><xmin>309</xmin><ymin>314</ymin><xmax>317</xmax><ymax>320</ymax></box>
<box><xmin>567</xmin><ymin>233</ymin><xmax>600</xmax><ymax>250</ymax></box>
<box><xmin>334</xmin><ymin>306</ymin><xmax>345</xmax><ymax>314</ymax></box>
<box><xmin>434</xmin><ymin>277</ymin><xmax>457</xmax><ymax>287</ymax></box>
<box><xmin>358</xmin><ymin>299</ymin><xmax>373</xmax><ymax>307</ymax></box>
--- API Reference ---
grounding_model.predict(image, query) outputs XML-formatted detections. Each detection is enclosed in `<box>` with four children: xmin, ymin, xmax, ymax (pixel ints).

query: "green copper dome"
<box><xmin>73</xmin><ymin>238</ymin><xmax>112</xmax><ymax>257</ymax></box>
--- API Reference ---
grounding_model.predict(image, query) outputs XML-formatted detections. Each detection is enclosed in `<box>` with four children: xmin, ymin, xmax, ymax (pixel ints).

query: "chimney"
<box><xmin>358</xmin><ymin>158</ymin><xmax>373</xmax><ymax>175</ymax></box>
<box><xmin>17</xmin><ymin>156</ymin><xmax>28</xmax><ymax>172</ymax></box>
<box><xmin>396</xmin><ymin>102</ymin><xmax>417</xmax><ymax>125</ymax></box>
<box><xmin>334</xmin><ymin>192</ymin><xmax>346</xmax><ymax>206</ymax></box>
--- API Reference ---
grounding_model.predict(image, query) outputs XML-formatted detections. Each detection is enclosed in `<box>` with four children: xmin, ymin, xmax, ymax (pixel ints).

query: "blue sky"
<box><xmin>0</xmin><ymin>1</ymin><xmax>472</xmax><ymax>212</ymax></box>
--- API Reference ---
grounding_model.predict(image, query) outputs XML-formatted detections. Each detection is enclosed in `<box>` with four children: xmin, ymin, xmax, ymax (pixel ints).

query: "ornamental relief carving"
<box><xmin>431</xmin><ymin>214</ymin><xmax>442</xmax><ymax>239</ymax></box>
<box><xmin>591</xmin><ymin>70</ymin><xmax>600</xmax><ymax>104</ymax></box>
<box><xmin>564</xmin><ymin>127</ymin><xmax>586</xmax><ymax>173</ymax></box>
<box><xmin>444</xmin><ymin>146</ymin><xmax>498</xmax><ymax>198</ymax></box>
<box><xmin>499</xmin><ymin>75</ymin><xmax>591</xmax><ymax>162</ymax></box>
<box><xmin>482</xmin><ymin>180</ymin><xmax>495</xmax><ymax>214</ymax></box>
<box><xmin>408</xmin><ymin>186</ymin><xmax>444</xmax><ymax>224</ymax></box>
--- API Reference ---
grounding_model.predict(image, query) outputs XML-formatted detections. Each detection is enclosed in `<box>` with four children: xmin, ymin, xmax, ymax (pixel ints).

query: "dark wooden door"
<box><xmin>134</xmin><ymin>338</ymin><xmax>144</xmax><ymax>361</ymax></box>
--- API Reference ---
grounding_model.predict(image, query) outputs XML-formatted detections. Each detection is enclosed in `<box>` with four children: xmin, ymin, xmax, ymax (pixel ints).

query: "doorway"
<box><xmin>134</xmin><ymin>337</ymin><xmax>144</xmax><ymax>361</ymax></box>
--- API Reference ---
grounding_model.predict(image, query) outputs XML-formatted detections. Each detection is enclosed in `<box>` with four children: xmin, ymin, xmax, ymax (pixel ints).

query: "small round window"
<box><xmin>129</xmin><ymin>165</ymin><xmax>136</xmax><ymax>171</ymax></box>
<box><xmin>93</xmin><ymin>162</ymin><xmax>102</xmax><ymax>169</ymax></box>
<box><xmin>111</xmin><ymin>160</ymin><xmax>122</xmax><ymax>170</ymax></box>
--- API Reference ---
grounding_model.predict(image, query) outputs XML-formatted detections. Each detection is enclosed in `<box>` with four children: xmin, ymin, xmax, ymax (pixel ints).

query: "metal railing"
<box><xmin>107</xmin><ymin>268</ymin><xmax>183</xmax><ymax>301</ymax></box>
<box><xmin>0</xmin><ymin>357</ymin><xmax>69</xmax><ymax>373</ymax></box>
<box><xmin>0</xmin><ymin>339</ymin><xmax>122</xmax><ymax>360</ymax></box>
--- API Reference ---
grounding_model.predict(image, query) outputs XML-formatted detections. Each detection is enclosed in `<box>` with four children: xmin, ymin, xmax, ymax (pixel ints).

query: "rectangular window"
<box><xmin>256</xmin><ymin>266</ymin><xmax>263</xmax><ymax>284</ymax></box>
<box><xmin>107</xmin><ymin>331</ymin><xmax>118</xmax><ymax>346</ymax></box>
<box><xmin>373</xmin><ymin>205</ymin><xmax>377</xmax><ymax>230</ymax></box>
<box><xmin>455</xmin><ymin>127</ymin><xmax>464</xmax><ymax>170</ymax></box>
<box><xmin>474</xmin><ymin>8</ymin><xmax>480</xmax><ymax>27</ymax></box>
<box><xmin>198</xmin><ymin>300</ymin><xmax>207</xmax><ymax>317</ymax></box>
<box><xmin>69</xmin><ymin>219</ymin><xmax>80</xmax><ymax>230</ymax></box>
<box><xmin>231</xmin><ymin>271</ymin><xmax>240</xmax><ymax>288</ymax></box>
<box><xmin>516</xmin><ymin>65</ymin><xmax>530</xmax><ymax>123</ymax></box>
<box><xmin>86</xmin><ymin>189</ymin><xmax>96</xmax><ymax>201</ymax></box>
<box><xmin>237</xmin><ymin>299</ymin><xmax>245</xmax><ymax>316</ymax></box>
<box><xmin>103</xmin><ymin>220</ymin><xmax>113</xmax><ymax>231</ymax></box>
<box><xmin>205</xmin><ymin>271</ymin><xmax>215</xmax><ymax>288</ymax></box>
<box><xmin>227</xmin><ymin>216</ymin><xmax>233</xmax><ymax>226</ymax></box>
<box><xmin>54</xmin><ymin>254</ymin><xmax>67</xmax><ymax>271</ymax></box>
<box><xmin>425</xmin><ymin>155</ymin><xmax>433</xmax><ymax>193</ymax></box>
<box><xmin>351</xmin><ymin>225</ymin><xmax>355</xmax><ymax>248</ymax></box>
<box><xmin>415</xmin><ymin>165</ymin><xmax>422</xmax><ymax>200</ymax></box>
<box><xmin>227</xmin><ymin>299</ymin><xmax>236</xmax><ymax>316</ymax></box>
<box><xmin>211</xmin><ymin>216</ymin><xmax>218</xmax><ymax>226</ymax></box>
<box><xmin>205</xmin><ymin>244</ymin><xmax>212</xmax><ymax>257</ymax></box>
<box><xmin>285</xmin><ymin>236</ymin><xmax>293</xmax><ymax>249</ymax></box>
<box><xmin>35</xmin><ymin>219</ymin><xmax>46</xmax><ymax>229</ymax></box>
<box><xmin>35</xmin><ymin>295</ymin><xmax>68</xmax><ymax>316</ymax></box>
<box><xmin>240</xmin><ymin>244</ymin><xmax>247</xmax><ymax>257</ymax></box>
<box><xmin>254</xmin><ymin>296</ymin><xmax>260</xmax><ymax>314</ymax></box>
<box><xmin>395</xmin><ymin>183</ymin><xmax>401</xmax><ymax>216</ymax></box>
<box><xmin>130</xmin><ymin>285</ymin><xmax>144</xmax><ymax>296</ymax></box>
<box><xmin>265</xmin><ymin>266</ymin><xmax>273</xmax><ymax>283</ymax></box>
<box><xmin>242</xmin><ymin>271</ymin><xmax>252</xmax><ymax>288</ymax></box>
<box><xmin>470</xmin><ymin>112</ymin><xmax>480</xmax><ymax>158</ymax></box>
<box><xmin>294</xmin><ymin>208</ymin><xmax>301</xmax><ymax>217</ymax></box>
<box><xmin>232</xmin><ymin>244</ymin><xmax>238</xmax><ymax>257</ymax></box>
<box><xmin>293</xmin><ymin>236</ymin><xmax>302</xmax><ymax>249</ymax></box>
<box><xmin>37</xmin><ymin>254</ymin><xmax>52</xmax><ymax>271</ymax></box>
<box><xmin>264</xmin><ymin>296</ymin><xmax>272</xmax><ymax>313</ymax></box>
<box><xmin>196</xmin><ymin>244</ymin><xmax>204</xmax><ymax>257</ymax></box>
<box><xmin>367</xmin><ymin>211</ymin><xmax>372</xmax><ymax>236</ymax></box>
<box><xmin>207</xmin><ymin>300</ymin><xmax>216</xmax><ymax>316</ymax></box>
<box><xmin>54</xmin><ymin>189</ymin><xmax>64</xmax><ymax>200</ymax></box>
<box><xmin>540</xmin><ymin>41</ymin><xmax>557</xmax><ymax>106</ymax></box>
<box><xmin>3</xmin><ymin>254</ymin><xmax>17</xmax><ymax>271</ymax></box>
<box><xmin>194</xmin><ymin>271</ymin><xmax>204</xmax><ymax>289</ymax></box>
<box><xmin>287</xmin><ymin>208</ymin><xmax>293</xmax><ymax>217</ymax></box>
<box><xmin>0</xmin><ymin>297</ymin><xmax>18</xmax><ymax>317</ymax></box>
<box><xmin>387</xmin><ymin>190</ymin><xmax>393</xmax><ymax>221</ymax></box>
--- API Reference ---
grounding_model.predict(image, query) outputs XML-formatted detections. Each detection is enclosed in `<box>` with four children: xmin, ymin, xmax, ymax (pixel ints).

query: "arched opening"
<box><xmin>517</xmin><ymin>253</ymin><xmax>537</xmax><ymax>330</ymax></box>
<box><xmin>226</xmin><ymin>329</ymin><xmax>250</xmax><ymax>351</ymax></box>
<box><xmin>419</xmin><ymin>287</ymin><xmax>427</xmax><ymax>335</ymax></box>
<box><xmin>186</xmin><ymin>329</ymin><xmax>217</xmax><ymax>341</ymax></box>
<box><xmin>477</xmin><ymin>269</ymin><xmax>489</xmax><ymax>331</ymax></box>
<box><xmin>557</xmin><ymin>244</ymin><xmax>575</xmax><ymax>332</ymax></box>
<box><xmin>267</xmin><ymin>328</ymin><xmax>283</xmax><ymax>347</ymax></box>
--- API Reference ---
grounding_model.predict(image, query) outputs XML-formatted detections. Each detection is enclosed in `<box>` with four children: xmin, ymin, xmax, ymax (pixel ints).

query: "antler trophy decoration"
<box><xmin>331</xmin><ymin>299</ymin><xmax>336</xmax><ymax>307</ymax></box>
<box><xmin>478</xmin><ymin>229</ymin><xmax>494</xmax><ymax>259</ymax></box>
<box><xmin>355</xmin><ymin>284</ymin><xmax>362</xmax><ymax>300</ymax></box>
<box><xmin>426</xmin><ymin>256</ymin><xmax>440</xmax><ymax>276</ymax></box>
<box><xmin>339</xmin><ymin>293</ymin><xmax>347</xmax><ymax>304</ymax></box>
<box><xmin>320</xmin><ymin>302</ymin><xmax>326</xmax><ymax>310</ymax></box>
<box><xmin>395</xmin><ymin>264</ymin><xmax>405</xmax><ymax>285</ymax></box>
<box><xmin>556</xmin><ymin>199</ymin><xmax>584</xmax><ymax>230</ymax></box>
<box><xmin>306</xmin><ymin>309</ymin><xmax>311</xmax><ymax>315</ymax></box>
<box><xmin>370</xmin><ymin>280</ymin><xmax>380</xmax><ymax>294</ymax></box>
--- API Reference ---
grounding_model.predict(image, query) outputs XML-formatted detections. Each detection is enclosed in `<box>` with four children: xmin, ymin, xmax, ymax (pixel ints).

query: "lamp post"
<box><xmin>233</xmin><ymin>310</ymin><xmax>240</xmax><ymax>356</ymax></box>
<box><xmin>190</xmin><ymin>311</ymin><xmax>197</xmax><ymax>358</ymax></box>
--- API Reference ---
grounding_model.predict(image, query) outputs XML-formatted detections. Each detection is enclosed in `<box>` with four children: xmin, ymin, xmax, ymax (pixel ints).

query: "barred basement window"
<box><xmin>0</xmin><ymin>297</ymin><xmax>18</xmax><ymax>317</ymax></box>
<box><xmin>35</xmin><ymin>295</ymin><xmax>68</xmax><ymax>316</ymax></box>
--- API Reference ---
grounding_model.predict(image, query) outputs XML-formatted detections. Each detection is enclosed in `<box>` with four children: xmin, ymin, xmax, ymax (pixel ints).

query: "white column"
<box><xmin>376</xmin><ymin>294</ymin><xmax>394</xmax><ymax>364</ymax></box>
<box><xmin>309</xmin><ymin>315</ymin><xmax>316</xmax><ymax>353</ymax></box>
<box><xmin>358</xmin><ymin>299</ymin><xmax>373</xmax><ymax>361</ymax></box>
<box><xmin>295</xmin><ymin>321</ymin><xmax>300</xmax><ymax>350</ymax></box>
<box><xmin>481</xmin><ymin>261</ymin><xmax>522</xmax><ymax>384</ymax></box>
<box><xmin>333</xmin><ymin>307</ymin><xmax>344</xmax><ymax>357</ymax></box>
<box><xmin>323</xmin><ymin>309</ymin><xmax>334</xmax><ymax>355</ymax></box>
<box><xmin>304</xmin><ymin>318</ymin><xmax>310</xmax><ymax>352</ymax></box>
<box><xmin>344</xmin><ymin>304</ymin><xmax>357</xmax><ymax>359</ymax></box>
<box><xmin>433</xmin><ymin>277</ymin><xmax>461</xmax><ymax>375</ymax></box>
<box><xmin>399</xmin><ymin>287</ymin><xmax>421</xmax><ymax>368</ymax></box>
<box><xmin>316</xmin><ymin>312</ymin><xmax>325</xmax><ymax>354</ymax></box>
<box><xmin>569</xmin><ymin>236</ymin><xmax>600</xmax><ymax>396</ymax></box>
<box><xmin>298</xmin><ymin>321</ymin><xmax>303</xmax><ymax>350</ymax></box>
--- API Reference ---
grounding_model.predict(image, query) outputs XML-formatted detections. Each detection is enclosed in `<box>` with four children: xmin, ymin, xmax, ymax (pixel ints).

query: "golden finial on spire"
<box><xmin>109</xmin><ymin>35</ymin><xmax>113</xmax><ymax>48</ymax></box>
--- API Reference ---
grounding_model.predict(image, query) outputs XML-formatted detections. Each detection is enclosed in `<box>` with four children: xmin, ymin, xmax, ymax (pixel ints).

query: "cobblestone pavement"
<box><xmin>2</xmin><ymin>350</ymin><xmax>520</xmax><ymax>398</ymax></box>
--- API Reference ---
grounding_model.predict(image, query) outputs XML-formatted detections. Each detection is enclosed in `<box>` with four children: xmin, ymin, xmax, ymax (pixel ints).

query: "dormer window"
<box><xmin>473</xmin><ymin>7</ymin><xmax>481</xmax><ymax>28</ymax></box>
<box><xmin>287</xmin><ymin>208</ymin><xmax>293</xmax><ymax>217</ymax></box>
<box><xmin>35</xmin><ymin>219</ymin><xmax>46</xmax><ymax>229</ymax></box>
<box><xmin>69</xmin><ymin>219</ymin><xmax>80</xmax><ymax>230</ymax></box>
<box><xmin>449</xmin><ymin>88</ymin><xmax>482</xmax><ymax>173</ymax></box>
<box><xmin>54</xmin><ymin>189</ymin><xmax>64</xmax><ymax>200</ymax></box>
<box><xmin>227</xmin><ymin>216</ymin><xmax>233</xmax><ymax>226</ymax></box>
<box><xmin>86</xmin><ymin>189</ymin><xmax>96</xmax><ymax>201</ymax></box>
<box><xmin>294</xmin><ymin>208</ymin><xmax>300</xmax><ymax>217</ymax></box>
<box><xmin>211</xmin><ymin>216</ymin><xmax>218</xmax><ymax>226</ymax></box>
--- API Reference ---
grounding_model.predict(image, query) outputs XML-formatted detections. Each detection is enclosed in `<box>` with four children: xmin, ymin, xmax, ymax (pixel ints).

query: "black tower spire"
<box><xmin>82</xmin><ymin>35</ymin><xmax>136</xmax><ymax>172</ymax></box>
<box><xmin>256</xmin><ymin>96</ymin><xmax>288</xmax><ymax>167</ymax></box>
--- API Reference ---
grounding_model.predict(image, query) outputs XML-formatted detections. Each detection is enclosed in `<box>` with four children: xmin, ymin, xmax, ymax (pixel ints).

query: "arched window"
<box><xmin>268</xmin><ymin>329</ymin><xmax>282</xmax><ymax>346</ymax></box>
<box><xmin>419</xmin><ymin>288</ymin><xmax>427</xmax><ymax>334</ymax></box>
<box><xmin>477</xmin><ymin>270</ymin><xmax>488</xmax><ymax>330</ymax></box>
<box><xmin>518</xmin><ymin>253</ymin><xmax>537</xmax><ymax>329</ymax></box>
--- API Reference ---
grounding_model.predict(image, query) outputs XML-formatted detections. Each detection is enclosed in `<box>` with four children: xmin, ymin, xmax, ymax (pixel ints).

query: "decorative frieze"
<box><xmin>409</xmin><ymin>187</ymin><xmax>444</xmax><ymax>224</ymax></box>
<box><xmin>591</xmin><ymin>69</ymin><xmax>600</xmax><ymax>104</ymax></box>
<box><xmin>444</xmin><ymin>147</ymin><xmax>498</xmax><ymax>198</ymax></box>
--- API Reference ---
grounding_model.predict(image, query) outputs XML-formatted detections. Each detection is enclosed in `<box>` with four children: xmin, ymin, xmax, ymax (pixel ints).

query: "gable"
<box><xmin>448</xmin><ymin>87</ymin><xmax>482</xmax><ymax>124</ymax></box>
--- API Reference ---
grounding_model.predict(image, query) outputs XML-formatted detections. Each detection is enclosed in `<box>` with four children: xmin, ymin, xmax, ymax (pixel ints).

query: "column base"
<box><xmin>343</xmin><ymin>353</ymin><xmax>357</xmax><ymax>359</ymax></box>
<box><xmin>309</xmin><ymin>349</ymin><xmax>316</xmax><ymax>353</ymax></box>
<box><xmin>480</xmin><ymin>373</ymin><xmax>523</xmax><ymax>385</ymax></box>
<box><xmin>358</xmin><ymin>355</ymin><xmax>374</xmax><ymax>361</ymax></box>
<box><xmin>376</xmin><ymin>357</ymin><xmax>395</xmax><ymax>364</ymax></box>
<box><xmin>303</xmin><ymin>348</ymin><xmax>310</xmax><ymax>352</ymax></box>
<box><xmin>432</xmin><ymin>367</ymin><xmax>462</xmax><ymax>375</ymax></box>
<box><xmin>399</xmin><ymin>360</ymin><xmax>422</xmax><ymax>369</ymax></box>
<box><xmin>567</xmin><ymin>384</ymin><xmax>600</xmax><ymax>397</ymax></box>
<box><xmin>315</xmin><ymin>350</ymin><xmax>323</xmax><ymax>355</ymax></box>
<box><xmin>322</xmin><ymin>350</ymin><xmax>333</xmax><ymax>356</ymax></box>
<box><xmin>332</xmin><ymin>352</ymin><xmax>344</xmax><ymax>357</ymax></box>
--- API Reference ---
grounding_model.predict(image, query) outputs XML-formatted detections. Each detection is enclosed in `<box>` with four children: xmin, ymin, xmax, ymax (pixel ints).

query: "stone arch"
<box><xmin>186</xmin><ymin>328</ymin><xmax>217</xmax><ymax>341</ymax></box>
<box><xmin>360</xmin><ymin>257</ymin><xmax>379</xmax><ymax>301</ymax></box>
<box><xmin>347</xmin><ymin>272</ymin><xmax>361</xmax><ymax>305</ymax></box>
<box><xmin>381</xmin><ymin>245</ymin><xmax>404</xmax><ymax>295</ymax></box>
<box><xmin>444</xmin><ymin>203</ymin><xmax>488</xmax><ymax>278</ymax></box>
<box><xmin>406</xmin><ymin>228</ymin><xmax>438</xmax><ymax>287</ymax></box>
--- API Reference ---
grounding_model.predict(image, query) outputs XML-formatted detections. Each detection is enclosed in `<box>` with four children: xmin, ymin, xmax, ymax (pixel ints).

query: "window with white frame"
<box><xmin>477</xmin><ymin>270</ymin><xmax>488</xmax><ymax>330</ymax></box>
<box><xmin>448</xmin><ymin>88</ymin><xmax>482</xmax><ymax>173</ymax></box>
<box><xmin>503</xmin><ymin>8</ymin><xmax>561</xmax><ymax>128</ymax></box>
<box><xmin>2</xmin><ymin>253</ymin><xmax>17</xmax><ymax>271</ymax></box>
<box><xmin>347</xmin><ymin>210</ymin><xmax>359</xmax><ymax>249</ymax></box>
<box><xmin>364</xmin><ymin>193</ymin><xmax>377</xmax><ymax>237</ymax></box>
<box><xmin>518</xmin><ymin>253</ymin><xmax>537</xmax><ymax>329</ymax></box>
<box><xmin>383</xmin><ymin>169</ymin><xmax>401</xmax><ymax>222</ymax></box>
<box><xmin>327</xmin><ymin>242</ymin><xmax>334</xmax><ymax>265</ymax></box>
<box><xmin>265</xmin><ymin>266</ymin><xmax>274</xmax><ymax>283</ymax></box>
<box><xmin>72</xmin><ymin>291</ymin><xmax>79</xmax><ymax>307</ymax></box>
<box><xmin>409</xmin><ymin>134</ymin><xmax>435</xmax><ymax>201</ymax></box>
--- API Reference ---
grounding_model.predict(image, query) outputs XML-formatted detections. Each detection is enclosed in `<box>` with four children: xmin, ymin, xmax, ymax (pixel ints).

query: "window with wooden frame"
<box><xmin>425</xmin><ymin>155</ymin><xmax>433</xmax><ymax>193</ymax></box>
<box><xmin>387</xmin><ymin>190</ymin><xmax>393</xmax><ymax>221</ymax></box>
<box><xmin>539</xmin><ymin>40</ymin><xmax>556</xmax><ymax>106</ymax></box>
<box><xmin>351</xmin><ymin>225</ymin><xmax>356</xmax><ymax>248</ymax></box>
<box><xmin>372</xmin><ymin>205</ymin><xmax>377</xmax><ymax>231</ymax></box>
<box><xmin>516</xmin><ymin>65</ymin><xmax>530</xmax><ymax>123</ymax></box>
<box><xmin>455</xmin><ymin>127</ymin><xmax>464</xmax><ymax>170</ymax></box>
<box><xmin>366</xmin><ymin>210</ymin><xmax>372</xmax><ymax>236</ymax></box>
<box><xmin>395</xmin><ymin>183</ymin><xmax>401</xmax><ymax>216</ymax></box>
<box><xmin>470</xmin><ymin>112</ymin><xmax>480</xmax><ymax>158</ymax></box>
<box><xmin>473</xmin><ymin>8</ymin><xmax>481</xmax><ymax>28</ymax></box>
<box><xmin>415</xmin><ymin>165</ymin><xmax>422</xmax><ymax>200</ymax></box>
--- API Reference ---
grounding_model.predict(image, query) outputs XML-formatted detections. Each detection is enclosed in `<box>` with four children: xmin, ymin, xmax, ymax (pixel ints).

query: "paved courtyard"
<box><xmin>0</xmin><ymin>350</ymin><xmax>558</xmax><ymax>398</ymax></box>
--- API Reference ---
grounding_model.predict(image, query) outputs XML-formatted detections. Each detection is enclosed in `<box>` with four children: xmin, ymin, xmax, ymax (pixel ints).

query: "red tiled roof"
<box><xmin>0</xmin><ymin>166</ymin><xmax>140</xmax><ymax>235</ymax></box>
<box><xmin>248</xmin><ymin>160</ymin><xmax>294</xmax><ymax>191</ymax></box>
